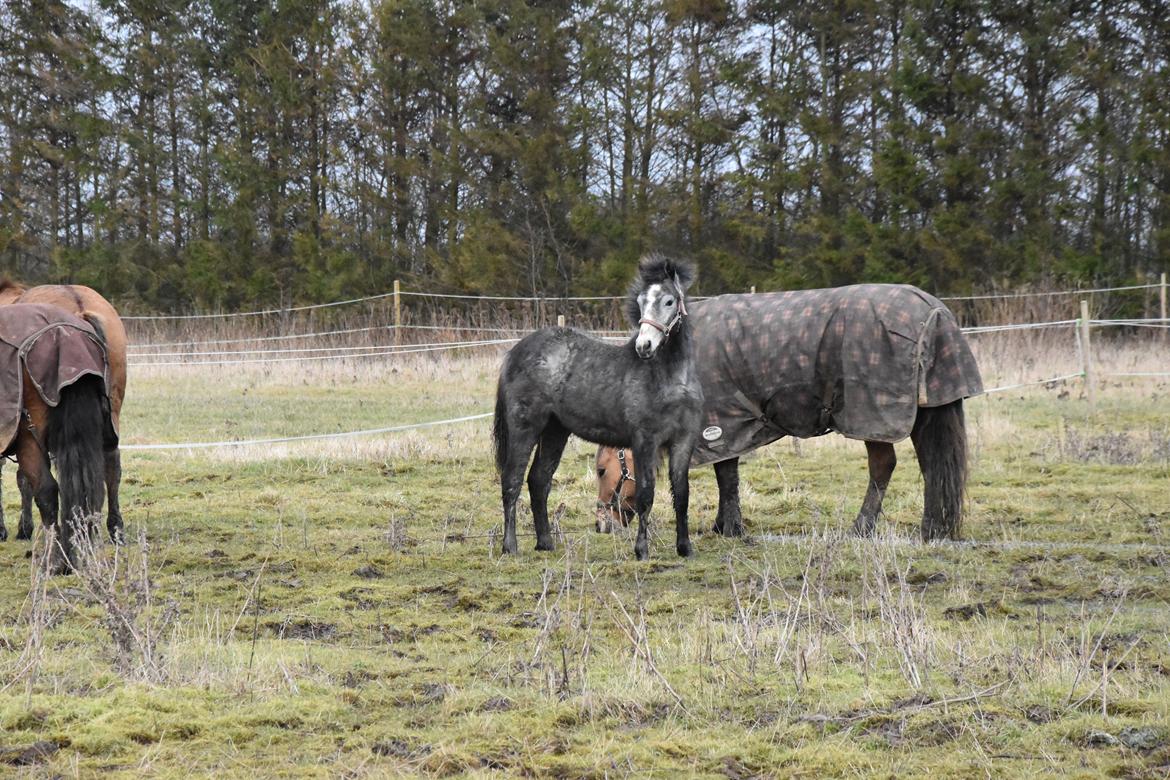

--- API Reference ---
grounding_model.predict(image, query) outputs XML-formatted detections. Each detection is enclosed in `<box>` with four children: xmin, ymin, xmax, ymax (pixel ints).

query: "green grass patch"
<box><xmin>1</xmin><ymin>364</ymin><xmax>1168</xmax><ymax>777</ymax></box>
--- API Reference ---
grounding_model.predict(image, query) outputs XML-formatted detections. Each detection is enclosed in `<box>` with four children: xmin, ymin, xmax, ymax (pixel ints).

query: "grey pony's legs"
<box><xmin>668</xmin><ymin>435</ymin><xmax>697</xmax><ymax>556</ymax></box>
<box><xmin>630</xmin><ymin>440</ymin><xmax>657</xmax><ymax>561</ymax></box>
<box><xmin>527</xmin><ymin>422</ymin><xmax>570</xmax><ymax>552</ymax></box>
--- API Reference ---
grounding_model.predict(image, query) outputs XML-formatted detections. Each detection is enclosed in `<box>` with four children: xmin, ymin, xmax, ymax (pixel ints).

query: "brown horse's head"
<box><xmin>595</xmin><ymin>446</ymin><xmax>636</xmax><ymax>533</ymax></box>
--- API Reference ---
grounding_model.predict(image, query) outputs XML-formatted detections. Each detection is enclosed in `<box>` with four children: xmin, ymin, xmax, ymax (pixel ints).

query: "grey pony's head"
<box><xmin>626</xmin><ymin>254</ymin><xmax>695</xmax><ymax>359</ymax></box>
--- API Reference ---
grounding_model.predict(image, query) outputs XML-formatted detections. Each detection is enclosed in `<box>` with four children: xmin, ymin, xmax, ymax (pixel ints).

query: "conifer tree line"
<box><xmin>1</xmin><ymin>0</ymin><xmax>1168</xmax><ymax>310</ymax></box>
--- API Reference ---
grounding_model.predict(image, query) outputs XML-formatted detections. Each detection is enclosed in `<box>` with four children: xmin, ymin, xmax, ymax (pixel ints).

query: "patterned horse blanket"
<box><xmin>688</xmin><ymin>284</ymin><xmax>982</xmax><ymax>466</ymax></box>
<box><xmin>0</xmin><ymin>303</ymin><xmax>112</xmax><ymax>454</ymax></box>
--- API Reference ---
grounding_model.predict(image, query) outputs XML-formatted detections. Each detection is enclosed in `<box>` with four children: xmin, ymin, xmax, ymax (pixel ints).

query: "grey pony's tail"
<box><xmin>492</xmin><ymin>361</ymin><xmax>509</xmax><ymax>475</ymax></box>
<box><xmin>911</xmin><ymin>399</ymin><xmax>968</xmax><ymax>541</ymax></box>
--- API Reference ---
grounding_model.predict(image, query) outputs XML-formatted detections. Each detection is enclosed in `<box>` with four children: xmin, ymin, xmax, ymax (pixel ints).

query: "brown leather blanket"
<box><xmin>689</xmin><ymin>284</ymin><xmax>983</xmax><ymax>466</ymax></box>
<box><xmin>0</xmin><ymin>303</ymin><xmax>112</xmax><ymax>454</ymax></box>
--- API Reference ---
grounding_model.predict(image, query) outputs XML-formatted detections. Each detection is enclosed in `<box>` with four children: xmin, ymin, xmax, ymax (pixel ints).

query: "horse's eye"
<box><xmin>597</xmin><ymin>468</ymin><xmax>606</xmax><ymax>478</ymax></box>
<box><xmin>665</xmin><ymin>298</ymin><xmax>675</xmax><ymax>307</ymax></box>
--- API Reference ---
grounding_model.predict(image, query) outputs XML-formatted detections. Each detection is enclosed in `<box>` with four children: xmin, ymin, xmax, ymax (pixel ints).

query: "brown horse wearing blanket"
<box><xmin>0</xmin><ymin>280</ymin><xmax>127</xmax><ymax>545</ymax></box>
<box><xmin>597</xmin><ymin>284</ymin><xmax>983</xmax><ymax>541</ymax></box>
<box><xmin>1</xmin><ymin>304</ymin><xmax>117</xmax><ymax>571</ymax></box>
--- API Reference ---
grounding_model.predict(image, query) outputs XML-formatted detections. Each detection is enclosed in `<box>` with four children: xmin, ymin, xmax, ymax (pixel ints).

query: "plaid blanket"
<box><xmin>0</xmin><ymin>303</ymin><xmax>111</xmax><ymax>454</ymax></box>
<box><xmin>688</xmin><ymin>285</ymin><xmax>982</xmax><ymax>466</ymax></box>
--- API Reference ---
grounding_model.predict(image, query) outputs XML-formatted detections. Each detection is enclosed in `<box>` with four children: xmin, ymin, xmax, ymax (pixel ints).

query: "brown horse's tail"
<box><xmin>47</xmin><ymin>374</ymin><xmax>108</xmax><ymax>564</ymax></box>
<box><xmin>911</xmin><ymin>399</ymin><xmax>968</xmax><ymax>541</ymax></box>
<box><xmin>82</xmin><ymin>311</ymin><xmax>108</xmax><ymax>346</ymax></box>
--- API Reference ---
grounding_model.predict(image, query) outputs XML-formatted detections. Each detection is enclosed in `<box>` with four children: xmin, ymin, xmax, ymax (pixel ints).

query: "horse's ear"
<box><xmin>671</xmin><ymin>261</ymin><xmax>695</xmax><ymax>293</ymax></box>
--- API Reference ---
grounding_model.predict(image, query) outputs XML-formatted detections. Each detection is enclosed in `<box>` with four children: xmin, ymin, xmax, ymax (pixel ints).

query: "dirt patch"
<box><xmin>353</xmin><ymin>565</ymin><xmax>384</xmax><ymax>579</ymax></box>
<box><xmin>0</xmin><ymin>741</ymin><xmax>60</xmax><ymax>766</ymax></box>
<box><xmin>343</xmin><ymin>670</ymin><xmax>375</xmax><ymax>689</ymax></box>
<box><xmin>1023</xmin><ymin>705</ymin><xmax>1055</xmax><ymax>724</ymax></box>
<box><xmin>942</xmin><ymin>601</ymin><xmax>1011</xmax><ymax>620</ymax></box>
<box><xmin>341</xmin><ymin>588</ymin><xmax>377</xmax><ymax>610</ymax></box>
<box><xmin>372</xmin><ymin>738</ymin><xmax>431</xmax><ymax>759</ymax></box>
<box><xmin>478</xmin><ymin>696</ymin><xmax>514</xmax><ymax>713</ymax></box>
<box><xmin>907</xmin><ymin>569</ymin><xmax>948</xmax><ymax>586</ymax></box>
<box><xmin>449</xmin><ymin>593</ymin><xmax>482</xmax><ymax>611</ymax></box>
<box><xmin>417</xmin><ymin>682</ymin><xmax>448</xmax><ymax>704</ymax></box>
<box><xmin>275</xmin><ymin>619</ymin><xmax>338</xmax><ymax>641</ymax></box>
<box><xmin>511</xmin><ymin>612</ymin><xmax>540</xmax><ymax>629</ymax></box>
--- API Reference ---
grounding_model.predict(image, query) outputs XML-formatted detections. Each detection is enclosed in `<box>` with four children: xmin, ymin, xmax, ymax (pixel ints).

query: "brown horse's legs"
<box><xmin>105</xmin><ymin>448</ymin><xmax>124</xmax><ymax>542</ymax></box>
<box><xmin>527</xmin><ymin>422</ymin><xmax>569</xmax><ymax>552</ymax></box>
<box><xmin>853</xmin><ymin>441</ymin><xmax>896</xmax><ymax>537</ymax></box>
<box><xmin>16</xmin><ymin>468</ymin><xmax>35</xmax><ymax>540</ymax></box>
<box><xmin>16</xmin><ymin>438</ymin><xmax>65</xmax><ymax>570</ymax></box>
<box><xmin>712</xmin><ymin>457</ymin><xmax>744</xmax><ymax>537</ymax></box>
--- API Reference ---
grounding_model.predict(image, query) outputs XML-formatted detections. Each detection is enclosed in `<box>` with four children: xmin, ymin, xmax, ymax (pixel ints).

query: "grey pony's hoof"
<box><xmin>676</xmin><ymin>539</ymin><xmax>692</xmax><ymax>557</ymax></box>
<box><xmin>634</xmin><ymin>541</ymin><xmax>649</xmax><ymax>561</ymax></box>
<box><xmin>534</xmin><ymin>536</ymin><xmax>555</xmax><ymax>552</ymax></box>
<box><xmin>501</xmin><ymin>538</ymin><xmax>519</xmax><ymax>555</ymax></box>
<box><xmin>108</xmin><ymin>520</ymin><xmax>125</xmax><ymax>545</ymax></box>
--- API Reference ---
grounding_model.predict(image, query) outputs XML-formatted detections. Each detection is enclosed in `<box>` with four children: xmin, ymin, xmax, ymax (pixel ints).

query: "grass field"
<box><xmin>1</xmin><ymin>334</ymin><xmax>1169</xmax><ymax>778</ymax></box>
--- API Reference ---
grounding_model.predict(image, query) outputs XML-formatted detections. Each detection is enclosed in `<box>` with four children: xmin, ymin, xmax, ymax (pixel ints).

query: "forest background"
<box><xmin>2</xmin><ymin>0</ymin><xmax>1169</xmax><ymax>311</ymax></box>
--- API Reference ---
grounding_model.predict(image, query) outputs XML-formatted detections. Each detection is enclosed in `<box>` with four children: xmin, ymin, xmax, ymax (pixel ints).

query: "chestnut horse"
<box><xmin>0</xmin><ymin>280</ymin><xmax>127</xmax><ymax>544</ymax></box>
<box><xmin>1</xmin><ymin>304</ymin><xmax>114</xmax><ymax>571</ymax></box>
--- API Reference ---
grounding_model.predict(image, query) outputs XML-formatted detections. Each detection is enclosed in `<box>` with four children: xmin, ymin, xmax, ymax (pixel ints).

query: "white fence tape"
<box><xmin>122</xmin><ymin>290</ymin><xmax>399</xmax><ymax>320</ymax></box>
<box><xmin>940</xmin><ymin>283</ymin><xmax>1160</xmax><ymax>302</ymax></box>
<box><xmin>400</xmin><ymin>291</ymin><xmax>622</xmax><ymax>302</ymax></box>
<box><xmin>961</xmin><ymin>319</ymin><xmax>1078</xmax><ymax>334</ymax></box>
<box><xmin>128</xmin><ymin>338</ymin><xmax>524</xmax><ymax>367</ymax></box>
<box><xmin>119</xmin><ymin>281</ymin><xmax>1165</xmax><ymax>321</ymax></box>
<box><xmin>121</xmin><ymin>412</ymin><xmax>493</xmax><ymax>451</ymax></box>
<box><xmin>981</xmin><ymin>372</ymin><xmax>1084</xmax><ymax>395</ymax></box>
<box><xmin>125</xmin><ymin>316</ymin><xmax>1168</xmax><ymax>366</ymax></box>
<box><xmin>128</xmin><ymin>326</ymin><xmax>628</xmax><ymax>354</ymax></box>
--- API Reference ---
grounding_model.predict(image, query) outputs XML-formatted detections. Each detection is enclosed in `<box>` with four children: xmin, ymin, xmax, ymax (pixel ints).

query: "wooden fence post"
<box><xmin>557</xmin><ymin>314</ymin><xmax>565</xmax><ymax>328</ymax></box>
<box><xmin>393</xmin><ymin>279</ymin><xmax>401</xmax><ymax>345</ymax></box>
<box><xmin>1080</xmin><ymin>299</ymin><xmax>1094</xmax><ymax>408</ymax></box>
<box><xmin>750</xmin><ymin>286</ymin><xmax>756</xmax><ymax>295</ymax></box>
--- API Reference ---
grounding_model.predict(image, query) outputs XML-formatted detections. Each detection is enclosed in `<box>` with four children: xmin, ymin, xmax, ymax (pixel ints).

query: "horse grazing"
<box><xmin>595</xmin><ymin>445</ymin><xmax>635</xmax><ymax>532</ymax></box>
<box><xmin>1</xmin><ymin>304</ymin><xmax>117</xmax><ymax>571</ymax></box>
<box><xmin>596</xmin><ymin>284</ymin><xmax>983</xmax><ymax>542</ymax></box>
<box><xmin>0</xmin><ymin>279</ymin><xmax>127</xmax><ymax>544</ymax></box>
<box><xmin>493</xmin><ymin>255</ymin><xmax>703</xmax><ymax>560</ymax></box>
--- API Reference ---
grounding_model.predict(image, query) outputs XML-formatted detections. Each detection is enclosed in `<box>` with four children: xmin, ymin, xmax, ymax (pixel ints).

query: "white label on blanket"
<box><xmin>702</xmin><ymin>426</ymin><xmax>723</xmax><ymax>442</ymax></box>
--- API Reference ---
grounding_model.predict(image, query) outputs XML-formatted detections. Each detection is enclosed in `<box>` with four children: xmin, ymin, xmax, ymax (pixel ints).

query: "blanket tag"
<box><xmin>702</xmin><ymin>426</ymin><xmax>723</xmax><ymax>442</ymax></box>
